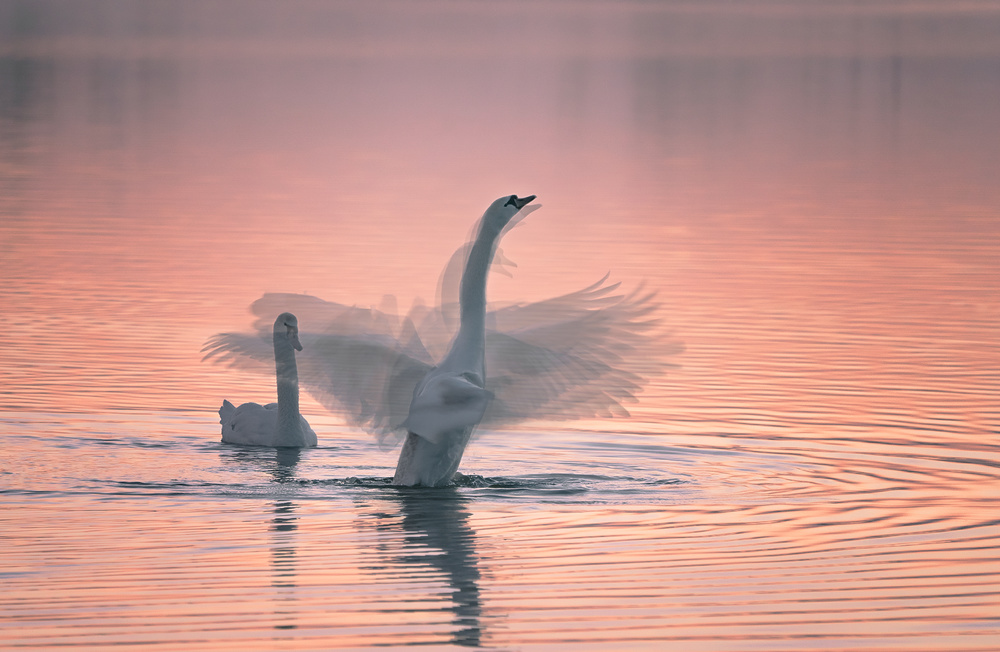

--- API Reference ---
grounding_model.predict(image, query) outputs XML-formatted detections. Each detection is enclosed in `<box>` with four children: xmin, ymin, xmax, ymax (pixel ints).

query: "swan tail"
<box><xmin>219</xmin><ymin>399</ymin><xmax>236</xmax><ymax>427</ymax></box>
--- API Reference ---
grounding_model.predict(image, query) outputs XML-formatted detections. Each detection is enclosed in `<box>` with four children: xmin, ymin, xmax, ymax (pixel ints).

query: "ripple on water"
<box><xmin>2</xmin><ymin>402</ymin><xmax>999</xmax><ymax>651</ymax></box>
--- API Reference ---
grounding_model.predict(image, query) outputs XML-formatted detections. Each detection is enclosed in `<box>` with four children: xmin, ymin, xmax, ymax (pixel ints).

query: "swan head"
<box><xmin>482</xmin><ymin>194</ymin><xmax>536</xmax><ymax>232</ymax></box>
<box><xmin>273</xmin><ymin>312</ymin><xmax>303</xmax><ymax>351</ymax></box>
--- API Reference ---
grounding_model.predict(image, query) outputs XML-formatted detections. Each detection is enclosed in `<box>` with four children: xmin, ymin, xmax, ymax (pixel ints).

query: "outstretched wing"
<box><xmin>295</xmin><ymin>331</ymin><xmax>431</xmax><ymax>441</ymax></box>
<box><xmin>481</xmin><ymin>276</ymin><xmax>680</xmax><ymax>426</ymax></box>
<box><xmin>203</xmin><ymin>295</ymin><xmax>433</xmax><ymax>444</ymax></box>
<box><xmin>202</xmin><ymin>331</ymin><xmax>274</xmax><ymax>369</ymax></box>
<box><xmin>203</xmin><ymin>274</ymin><xmax>678</xmax><ymax>443</ymax></box>
<box><xmin>248</xmin><ymin>293</ymin><xmax>407</xmax><ymax>344</ymax></box>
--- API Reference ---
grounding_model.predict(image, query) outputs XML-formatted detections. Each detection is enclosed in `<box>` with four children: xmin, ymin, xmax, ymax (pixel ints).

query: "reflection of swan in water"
<box><xmin>394</xmin><ymin>194</ymin><xmax>535</xmax><ymax>485</ymax></box>
<box><xmin>271</xmin><ymin>446</ymin><xmax>303</xmax><ymax>482</ymax></box>
<box><xmin>270</xmin><ymin>498</ymin><xmax>299</xmax><ymax>631</ymax></box>
<box><xmin>217</xmin><ymin>441</ymin><xmax>305</xmax><ymax>481</ymax></box>
<box><xmin>362</xmin><ymin>489</ymin><xmax>483</xmax><ymax>646</ymax></box>
<box><xmin>214</xmin><ymin>313</ymin><xmax>318</xmax><ymax>448</ymax></box>
<box><xmin>269</xmin><ymin>449</ymin><xmax>302</xmax><ymax>631</ymax></box>
<box><xmin>218</xmin><ymin>446</ymin><xmax>304</xmax><ymax>631</ymax></box>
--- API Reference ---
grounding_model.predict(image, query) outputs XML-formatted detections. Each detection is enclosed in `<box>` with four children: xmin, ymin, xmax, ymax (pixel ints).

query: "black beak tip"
<box><xmin>514</xmin><ymin>194</ymin><xmax>536</xmax><ymax>209</ymax></box>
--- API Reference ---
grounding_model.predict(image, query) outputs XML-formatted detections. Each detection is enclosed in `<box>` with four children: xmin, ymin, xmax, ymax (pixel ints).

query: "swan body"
<box><xmin>220</xmin><ymin>312</ymin><xmax>317</xmax><ymax>448</ymax></box>
<box><xmin>393</xmin><ymin>194</ymin><xmax>535</xmax><ymax>486</ymax></box>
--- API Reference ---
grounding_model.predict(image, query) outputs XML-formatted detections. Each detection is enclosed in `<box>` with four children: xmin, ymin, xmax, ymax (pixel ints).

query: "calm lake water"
<box><xmin>2</xmin><ymin>1</ymin><xmax>999</xmax><ymax>650</ymax></box>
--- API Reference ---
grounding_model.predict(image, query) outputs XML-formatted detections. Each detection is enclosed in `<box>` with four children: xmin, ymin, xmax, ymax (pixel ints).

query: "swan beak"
<box><xmin>291</xmin><ymin>333</ymin><xmax>303</xmax><ymax>351</ymax></box>
<box><xmin>513</xmin><ymin>195</ymin><xmax>536</xmax><ymax>209</ymax></box>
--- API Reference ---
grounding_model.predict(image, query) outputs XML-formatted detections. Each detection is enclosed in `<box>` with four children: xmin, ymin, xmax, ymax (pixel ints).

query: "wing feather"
<box><xmin>481</xmin><ymin>277</ymin><xmax>680</xmax><ymax>426</ymax></box>
<box><xmin>203</xmin><ymin>276</ymin><xmax>678</xmax><ymax>442</ymax></box>
<box><xmin>203</xmin><ymin>297</ymin><xmax>432</xmax><ymax>446</ymax></box>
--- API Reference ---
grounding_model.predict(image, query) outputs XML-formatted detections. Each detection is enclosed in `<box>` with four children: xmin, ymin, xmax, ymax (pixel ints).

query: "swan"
<box><xmin>218</xmin><ymin>312</ymin><xmax>318</xmax><ymax>448</ymax></box>
<box><xmin>203</xmin><ymin>198</ymin><xmax>677</xmax><ymax>463</ymax></box>
<box><xmin>392</xmin><ymin>194</ymin><xmax>535</xmax><ymax>486</ymax></box>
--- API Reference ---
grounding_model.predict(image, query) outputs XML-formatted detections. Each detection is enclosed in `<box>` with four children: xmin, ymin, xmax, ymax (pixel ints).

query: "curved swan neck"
<box><xmin>445</xmin><ymin>218</ymin><xmax>502</xmax><ymax>374</ymax></box>
<box><xmin>273</xmin><ymin>329</ymin><xmax>303</xmax><ymax>444</ymax></box>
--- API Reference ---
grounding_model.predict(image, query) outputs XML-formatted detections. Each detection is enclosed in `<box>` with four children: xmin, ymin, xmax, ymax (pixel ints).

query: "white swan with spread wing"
<box><xmin>203</xmin><ymin>196</ymin><xmax>676</xmax><ymax>478</ymax></box>
<box><xmin>217</xmin><ymin>312</ymin><xmax>317</xmax><ymax>448</ymax></box>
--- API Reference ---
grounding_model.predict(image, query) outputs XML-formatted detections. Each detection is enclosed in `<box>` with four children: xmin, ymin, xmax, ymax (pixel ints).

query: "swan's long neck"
<box><xmin>441</xmin><ymin>219</ymin><xmax>502</xmax><ymax>377</ymax></box>
<box><xmin>273</xmin><ymin>330</ymin><xmax>304</xmax><ymax>446</ymax></box>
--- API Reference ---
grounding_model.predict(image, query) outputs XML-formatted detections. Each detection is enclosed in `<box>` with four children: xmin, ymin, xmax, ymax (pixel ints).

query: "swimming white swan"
<box><xmin>218</xmin><ymin>312</ymin><xmax>318</xmax><ymax>448</ymax></box>
<box><xmin>391</xmin><ymin>194</ymin><xmax>536</xmax><ymax>485</ymax></box>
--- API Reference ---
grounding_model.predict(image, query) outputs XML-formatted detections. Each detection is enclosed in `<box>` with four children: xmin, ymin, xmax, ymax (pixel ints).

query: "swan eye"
<box><xmin>504</xmin><ymin>195</ymin><xmax>518</xmax><ymax>208</ymax></box>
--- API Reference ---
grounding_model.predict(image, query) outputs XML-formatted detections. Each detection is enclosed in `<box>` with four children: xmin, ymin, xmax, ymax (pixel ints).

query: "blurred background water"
<box><xmin>1</xmin><ymin>1</ymin><xmax>999</xmax><ymax>649</ymax></box>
